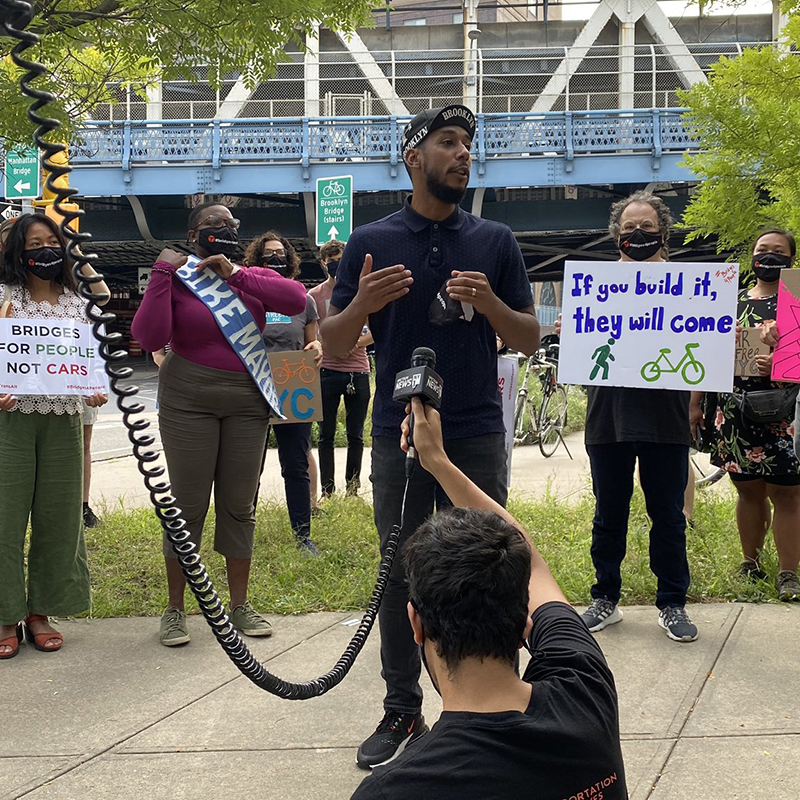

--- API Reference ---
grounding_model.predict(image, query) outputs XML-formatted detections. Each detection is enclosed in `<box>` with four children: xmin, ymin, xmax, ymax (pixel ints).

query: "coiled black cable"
<box><xmin>1</xmin><ymin>0</ymin><xmax>403</xmax><ymax>699</ymax></box>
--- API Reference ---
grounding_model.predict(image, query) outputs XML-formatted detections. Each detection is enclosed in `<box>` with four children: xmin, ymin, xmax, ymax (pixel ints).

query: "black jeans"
<box><xmin>264</xmin><ymin>423</ymin><xmax>312</xmax><ymax>539</ymax></box>
<box><xmin>318</xmin><ymin>369</ymin><xmax>370</xmax><ymax>495</ymax></box>
<box><xmin>587</xmin><ymin>442</ymin><xmax>690</xmax><ymax>610</ymax></box>
<box><xmin>371</xmin><ymin>433</ymin><xmax>508</xmax><ymax>714</ymax></box>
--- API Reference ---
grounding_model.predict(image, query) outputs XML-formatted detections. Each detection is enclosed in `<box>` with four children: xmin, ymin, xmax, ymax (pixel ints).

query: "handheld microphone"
<box><xmin>393</xmin><ymin>347</ymin><xmax>443</xmax><ymax>476</ymax></box>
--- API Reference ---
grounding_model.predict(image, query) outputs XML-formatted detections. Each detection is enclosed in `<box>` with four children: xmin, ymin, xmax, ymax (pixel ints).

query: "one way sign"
<box><xmin>4</xmin><ymin>148</ymin><xmax>40</xmax><ymax>200</ymax></box>
<box><xmin>0</xmin><ymin>204</ymin><xmax>21</xmax><ymax>221</ymax></box>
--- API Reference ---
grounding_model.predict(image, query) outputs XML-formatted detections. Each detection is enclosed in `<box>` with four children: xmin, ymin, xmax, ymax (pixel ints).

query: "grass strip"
<box><xmin>83</xmin><ymin>487</ymin><xmax>782</xmax><ymax>619</ymax></box>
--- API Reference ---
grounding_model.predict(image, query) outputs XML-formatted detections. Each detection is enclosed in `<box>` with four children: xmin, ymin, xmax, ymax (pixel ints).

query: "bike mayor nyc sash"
<box><xmin>175</xmin><ymin>256</ymin><xmax>285</xmax><ymax>419</ymax></box>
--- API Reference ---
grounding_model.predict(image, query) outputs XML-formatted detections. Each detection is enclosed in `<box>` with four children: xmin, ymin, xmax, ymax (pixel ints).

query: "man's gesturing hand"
<box><xmin>355</xmin><ymin>254</ymin><xmax>413</xmax><ymax>314</ymax></box>
<box><xmin>447</xmin><ymin>271</ymin><xmax>497</xmax><ymax>315</ymax></box>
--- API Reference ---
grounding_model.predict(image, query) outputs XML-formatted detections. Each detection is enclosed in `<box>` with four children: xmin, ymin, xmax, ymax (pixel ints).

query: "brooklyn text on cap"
<box><xmin>402</xmin><ymin>105</ymin><xmax>477</xmax><ymax>155</ymax></box>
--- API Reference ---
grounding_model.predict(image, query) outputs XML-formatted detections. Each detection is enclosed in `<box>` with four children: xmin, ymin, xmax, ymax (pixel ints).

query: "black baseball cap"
<box><xmin>401</xmin><ymin>105</ymin><xmax>476</xmax><ymax>156</ymax></box>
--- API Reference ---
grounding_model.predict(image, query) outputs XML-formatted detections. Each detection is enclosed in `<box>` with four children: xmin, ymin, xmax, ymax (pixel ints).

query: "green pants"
<box><xmin>0</xmin><ymin>410</ymin><xmax>90</xmax><ymax>625</ymax></box>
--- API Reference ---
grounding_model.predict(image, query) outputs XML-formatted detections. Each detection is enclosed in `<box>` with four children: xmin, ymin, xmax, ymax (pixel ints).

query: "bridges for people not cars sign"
<box><xmin>558</xmin><ymin>261</ymin><xmax>739</xmax><ymax>392</ymax></box>
<box><xmin>316</xmin><ymin>176</ymin><xmax>352</xmax><ymax>245</ymax></box>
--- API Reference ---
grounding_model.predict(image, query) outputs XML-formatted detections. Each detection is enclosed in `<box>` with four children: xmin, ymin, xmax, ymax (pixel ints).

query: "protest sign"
<box><xmin>735</xmin><ymin>327</ymin><xmax>770</xmax><ymax>378</ymax></box>
<box><xmin>0</xmin><ymin>318</ymin><xmax>109</xmax><ymax>395</ymax></box>
<box><xmin>559</xmin><ymin>261</ymin><xmax>739</xmax><ymax>392</ymax></box>
<box><xmin>498</xmin><ymin>355</ymin><xmax>519</xmax><ymax>483</ymax></box>
<box><xmin>267</xmin><ymin>349</ymin><xmax>323</xmax><ymax>424</ymax></box>
<box><xmin>771</xmin><ymin>270</ymin><xmax>800</xmax><ymax>383</ymax></box>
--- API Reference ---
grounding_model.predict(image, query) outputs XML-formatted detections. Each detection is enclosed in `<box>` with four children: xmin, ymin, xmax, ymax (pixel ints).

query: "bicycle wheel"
<box><xmin>513</xmin><ymin>393</ymin><xmax>537</xmax><ymax>445</ymax></box>
<box><xmin>681</xmin><ymin>359</ymin><xmax>706</xmax><ymax>385</ymax></box>
<box><xmin>691</xmin><ymin>453</ymin><xmax>727</xmax><ymax>488</ymax></box>
<box><xmin>273</xmin><ymin>367</ymin><xmax>290</xmax><ymax>385</ymax></box>
<box><xmin>538</xmin><ymin>385</ymin><xmax>568</xmax><ymax>458</ymax></box>
<box><xmin>640</xmin><ymin>361</ymin><xmax>661</xmax><ymax>382</ymax></box>
<box><xmin>299</xmin><ymin>366</ymin><xmax>315</xmax><ymax>384</ymax></box>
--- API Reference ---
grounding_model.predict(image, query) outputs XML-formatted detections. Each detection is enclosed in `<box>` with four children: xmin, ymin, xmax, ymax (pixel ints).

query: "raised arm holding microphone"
<box><xmin>351</xmin><ymin>399</ymin><xmax>627</xmax><ymax>800</ymax></box>
<box><xmin>319</xmin><ymin>105</ymin><xmax>540</xmax><ymax>768</ymax></box>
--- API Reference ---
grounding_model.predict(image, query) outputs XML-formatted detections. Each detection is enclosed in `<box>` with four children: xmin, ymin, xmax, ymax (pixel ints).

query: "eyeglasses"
<box><xmin>194</xmin><ymin>215</ymin><xmax>241</xmax><ymax>230</ymax></box>
<box><xmin>620</xmin><ymin>220</ymin><xmax>658</xmax><ymax>233</ymax></box>
<box><xmin>262</xmin><ymin>248</ymin><xmax>287</xmax><ymax>257</ymax></box>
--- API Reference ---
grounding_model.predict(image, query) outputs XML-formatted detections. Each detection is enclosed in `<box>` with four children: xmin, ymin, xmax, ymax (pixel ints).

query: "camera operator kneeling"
<box><xmin>351</xmin><ymin>398</ymin><xmax>627</xmax><ymax>800</ymax></box>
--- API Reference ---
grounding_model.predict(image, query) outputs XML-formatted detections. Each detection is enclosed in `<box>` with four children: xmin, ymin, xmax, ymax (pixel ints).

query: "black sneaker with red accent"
<box><xmin>356</xmin><ymin>710</ymin><xmax>428</xmax><ymax>770</ymax></box>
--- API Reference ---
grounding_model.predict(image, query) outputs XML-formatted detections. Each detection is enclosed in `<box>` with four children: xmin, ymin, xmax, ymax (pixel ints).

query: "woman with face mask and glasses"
<box><xmin>558</xmin><ymin>191</ymin><xmax>697</xmax><ymax>644</ymax></box>
<box><xmin>243</xmin><ymin>231</ymin><xmax>323</xmax><ymax>556</ymax></box>
<box><xmin>0</xmin><ymin>213</ymin><xmax>109</xmax><ymax>660</ymax></box>
<box><xmin>131</xmin><ymin>203</ymin><xmax>307</xmax><ymax>647</ymax></box>
<box><xmin>691</xmin><ymin>229</ymin><xmax>800</xmax><ymax>602</ymax></box>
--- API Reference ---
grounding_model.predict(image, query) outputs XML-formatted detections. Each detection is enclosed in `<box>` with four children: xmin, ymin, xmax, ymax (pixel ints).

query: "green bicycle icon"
<box><xmin>640</xmin><ymin>343</ymin><xmax>706</xmax><ymax>385</ymax></box>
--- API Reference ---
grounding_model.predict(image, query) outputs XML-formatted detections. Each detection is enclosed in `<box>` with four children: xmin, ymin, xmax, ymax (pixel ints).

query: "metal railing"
<box><xmin>88</xmin><ymin>42</ymin><xmax>783</xmax><ymax>121</ymax></box>
<box><xmin>72</xmin><ymin>109</ymin><xmax>697</xmax><ymax>168</ymax></box>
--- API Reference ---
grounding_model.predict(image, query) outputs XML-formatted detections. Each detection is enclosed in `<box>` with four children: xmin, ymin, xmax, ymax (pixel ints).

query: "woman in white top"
<box><xmin>0</xmin><ymin>213</ymin><xmax>109</xmax><ymax>659</ymax></box>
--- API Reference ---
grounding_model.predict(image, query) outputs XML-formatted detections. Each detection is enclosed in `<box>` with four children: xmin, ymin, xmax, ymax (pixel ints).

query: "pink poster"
<box><xmin>771</xmin><ymin>271</ymin><xmax>800</xmax><ymax>382</ymax></box>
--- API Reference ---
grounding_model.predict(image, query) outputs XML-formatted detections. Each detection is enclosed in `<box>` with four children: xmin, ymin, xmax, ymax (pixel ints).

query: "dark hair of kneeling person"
<box><xmin>350</xmin><ymin>398</ymin><xmax>627</xmax><ymax>800</ymax></box>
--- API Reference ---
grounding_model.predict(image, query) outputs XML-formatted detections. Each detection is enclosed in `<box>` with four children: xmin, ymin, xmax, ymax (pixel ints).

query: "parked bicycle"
<box><xmin>691</xmin><ymin>450</ymin><xmax>727</xmax><ymax>488</ymax></box>
<box><xmin>512</xmin><ymin>340</ymin><xmax>572</xmax><ymax>458</ymax></box>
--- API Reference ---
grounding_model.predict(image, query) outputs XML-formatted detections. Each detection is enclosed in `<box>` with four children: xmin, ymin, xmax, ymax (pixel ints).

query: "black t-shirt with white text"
<box><xmin>351</xmin><ymin>602</ymin><xmax>627</xmax><ymax>800</ymax></box>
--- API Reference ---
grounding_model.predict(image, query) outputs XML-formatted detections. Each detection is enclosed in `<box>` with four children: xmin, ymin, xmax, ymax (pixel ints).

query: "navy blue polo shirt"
<box><xmin>331</xmin><ymin>198</ymin><xmax>534</xmax><ymax>440</ymax></box>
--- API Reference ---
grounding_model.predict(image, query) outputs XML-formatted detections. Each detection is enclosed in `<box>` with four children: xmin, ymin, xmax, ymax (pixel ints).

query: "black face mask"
<box><xmin>618</xmin><ymin>229</ymin><xmax>663</xmax><ymax>261</ymax></box>
<box><xmin>197</xmin><ymin>226</ymin><xmax>238</xmax><ymax>256</ymax></box>
<box><xmin>23</xmin><ymin>247</ymin><xmax>64</xmax><ymax>281</ymax></box>
<box><xmin>752</xmin><ymin>252</ymin><xmax>791</xmax><ymax>283</ymax></box>
<box><xmin>429</xmin><ymin>278</ymin><xmax>467</xmax><ymax>326</ymax></box>
<box><xmin>326</xmin><ymin>259</ymin><xmax>340</xmax><ymax>278</ymax></box>
<box><xmin>261</xmin><ymin>255</ymin><xmax>291</xmax><ymax>276</ymax></box>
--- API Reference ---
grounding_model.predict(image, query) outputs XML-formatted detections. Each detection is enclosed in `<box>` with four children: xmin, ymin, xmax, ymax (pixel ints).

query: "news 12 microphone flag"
<box><xmin>558</xmin><ymin>261</ymin><xmax>739</xmax><ymax>393</ymax></box>
<box><xmin>0</xmin><ymin>319</ymin><xmax>109</xmax><ymax>395</ymax></box>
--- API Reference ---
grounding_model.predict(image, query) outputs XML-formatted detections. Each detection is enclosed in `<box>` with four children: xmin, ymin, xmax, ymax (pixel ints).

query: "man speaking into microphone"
<box><xmin>319</xmin><ymin>104</ymin><xmax>539</xmax><ymax>768</ymax></box>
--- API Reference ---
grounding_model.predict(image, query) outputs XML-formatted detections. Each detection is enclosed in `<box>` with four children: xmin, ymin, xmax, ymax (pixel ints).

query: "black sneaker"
<box><xmin>581</xmin><ymin>598</ymin><xmax>623</xmax><ymax>632</ymax></box>
<box><xmin>658</xmin><ymin>606</ymin><xmax>698</xmax><ymax>642</ymax></box>
<box><xmin>739</xmin><ymin>559</ymin><xmax>767</xmax><ymax>582</ymax></box>
<box><xmin>83</xmin><ymin>504</ymin><xmax>100</xmax><ymax>528</ymax></box>
<box><xmin>356</xmin><ymin>711</ymin><xmax>428</xmax><ymax>770</ymax></box>
<box><xmin>296</xmin><ymin>536</ymin><xmax>319</xmax><ymax>557</ymax></box>
<box><xmin>777</xmin><ymin>570</ymin><xmax>800</xmax><ymax>602</ymax></box>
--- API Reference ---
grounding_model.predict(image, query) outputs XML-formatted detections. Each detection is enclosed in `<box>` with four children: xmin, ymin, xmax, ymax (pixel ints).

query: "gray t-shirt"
<box><xmin>261</xmin><ymin>293</ymin><xmax>318</xmax><ymax>353</ymax></box>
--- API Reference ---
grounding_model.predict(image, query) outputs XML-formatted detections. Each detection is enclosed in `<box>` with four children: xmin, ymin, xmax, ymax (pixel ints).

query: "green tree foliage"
<box><xmin>679</xmin><ymin>14</ymin><xmax>800</xmax><ymax>257</ymax></box>
<box><xmin>0</xmin><ymin>0</ymin><xmax>373</xmax><ymax>145</ymax></box>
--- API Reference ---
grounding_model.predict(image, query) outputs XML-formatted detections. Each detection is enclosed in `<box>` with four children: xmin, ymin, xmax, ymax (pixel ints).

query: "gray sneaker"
<box><xmin>159</xmin><ymin>606</ymin><xmax>190</xmax><ymax>647</ymax></box>
<box><xmin>229</xmin><ymin>600</ymin><xmax>273</xmax><ymax>637</ymax></box>
<box><xmin>581</xmin><ymin>599</ymin><xmax>623</xmax><ymax>632</ymax></box>
<box><xmin>777</xmin><ymin>571</ymin><xmax>800</xmax><ymax>602</ymax></box>
<box><xmin>658</xmin><ymin>606</ymin><xmax>698</xmax><ymax>642</ymax></box>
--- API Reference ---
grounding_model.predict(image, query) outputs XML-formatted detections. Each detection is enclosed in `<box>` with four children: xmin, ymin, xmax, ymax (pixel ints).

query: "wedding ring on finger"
<box><xmin>472</xmin><ymin>287</ymin><xmax>477</xmax><ymax>297</ymax></box>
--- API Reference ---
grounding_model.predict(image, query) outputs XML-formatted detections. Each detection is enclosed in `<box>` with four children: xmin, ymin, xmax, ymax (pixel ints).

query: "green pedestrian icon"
<box><xmin>590</xmin><ymin>338</ymin><xmax>616</xmax><ymax>381</ymax></box>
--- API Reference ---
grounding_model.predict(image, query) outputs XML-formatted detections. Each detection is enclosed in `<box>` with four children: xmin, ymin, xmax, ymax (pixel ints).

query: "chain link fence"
<box><xmin>90</xmin><ymin>41</ymin><xmax>784</xmax><ymax>122</ymax></box>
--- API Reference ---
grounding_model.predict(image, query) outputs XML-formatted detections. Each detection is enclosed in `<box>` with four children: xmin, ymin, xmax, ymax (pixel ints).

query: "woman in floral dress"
<box><xmin>693</xmin><ymin>229</ymin><xmax>800</xmax><ymax>601</ymax></box>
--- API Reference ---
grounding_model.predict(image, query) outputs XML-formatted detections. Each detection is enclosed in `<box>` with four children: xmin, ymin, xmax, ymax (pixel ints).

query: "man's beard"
<box><xmin>425</xmin><ymin>168</ymin><xmax>468</xmax><ymax>204</ymax></box>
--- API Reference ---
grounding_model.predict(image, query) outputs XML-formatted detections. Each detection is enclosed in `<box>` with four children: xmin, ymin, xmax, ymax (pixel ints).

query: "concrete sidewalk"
<box><xmin>89</xmin><ymin>433</ymin><xmax>595</xmax><ymax>511</ymax></box>
<box><xmin>3</xmin><ymin>603</ymin><xmax>799</xmax><ymax>800</ymax></box>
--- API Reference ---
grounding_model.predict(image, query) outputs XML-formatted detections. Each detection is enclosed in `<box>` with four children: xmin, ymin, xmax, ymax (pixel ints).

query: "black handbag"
<box><xmin>731</xmin><ymin>387</ymin><xmax>800</xmax><ymax>425</ymax></box>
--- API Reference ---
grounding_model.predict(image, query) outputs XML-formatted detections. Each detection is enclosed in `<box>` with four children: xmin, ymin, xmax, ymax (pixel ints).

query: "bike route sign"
<box><xmin>4</xmin><ymin>148</ymin><xmax>40</xmax><ymax>200</ymax></box>
<box><xmin>558</xmin><ymin>260</ymin><xmax>739</xmax><ymax>393</ymax></box>
<box><xmin>316</xmin><ymin>175</ymin><xmax>352</xmax><ymax>245</ymax></box>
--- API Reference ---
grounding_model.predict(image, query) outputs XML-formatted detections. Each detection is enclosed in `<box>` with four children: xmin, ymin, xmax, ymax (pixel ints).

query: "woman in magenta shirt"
<box><xmin>132</xmin><ymin>202</ymin><xmax>306</xmax><ymax>647</ymax></box>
